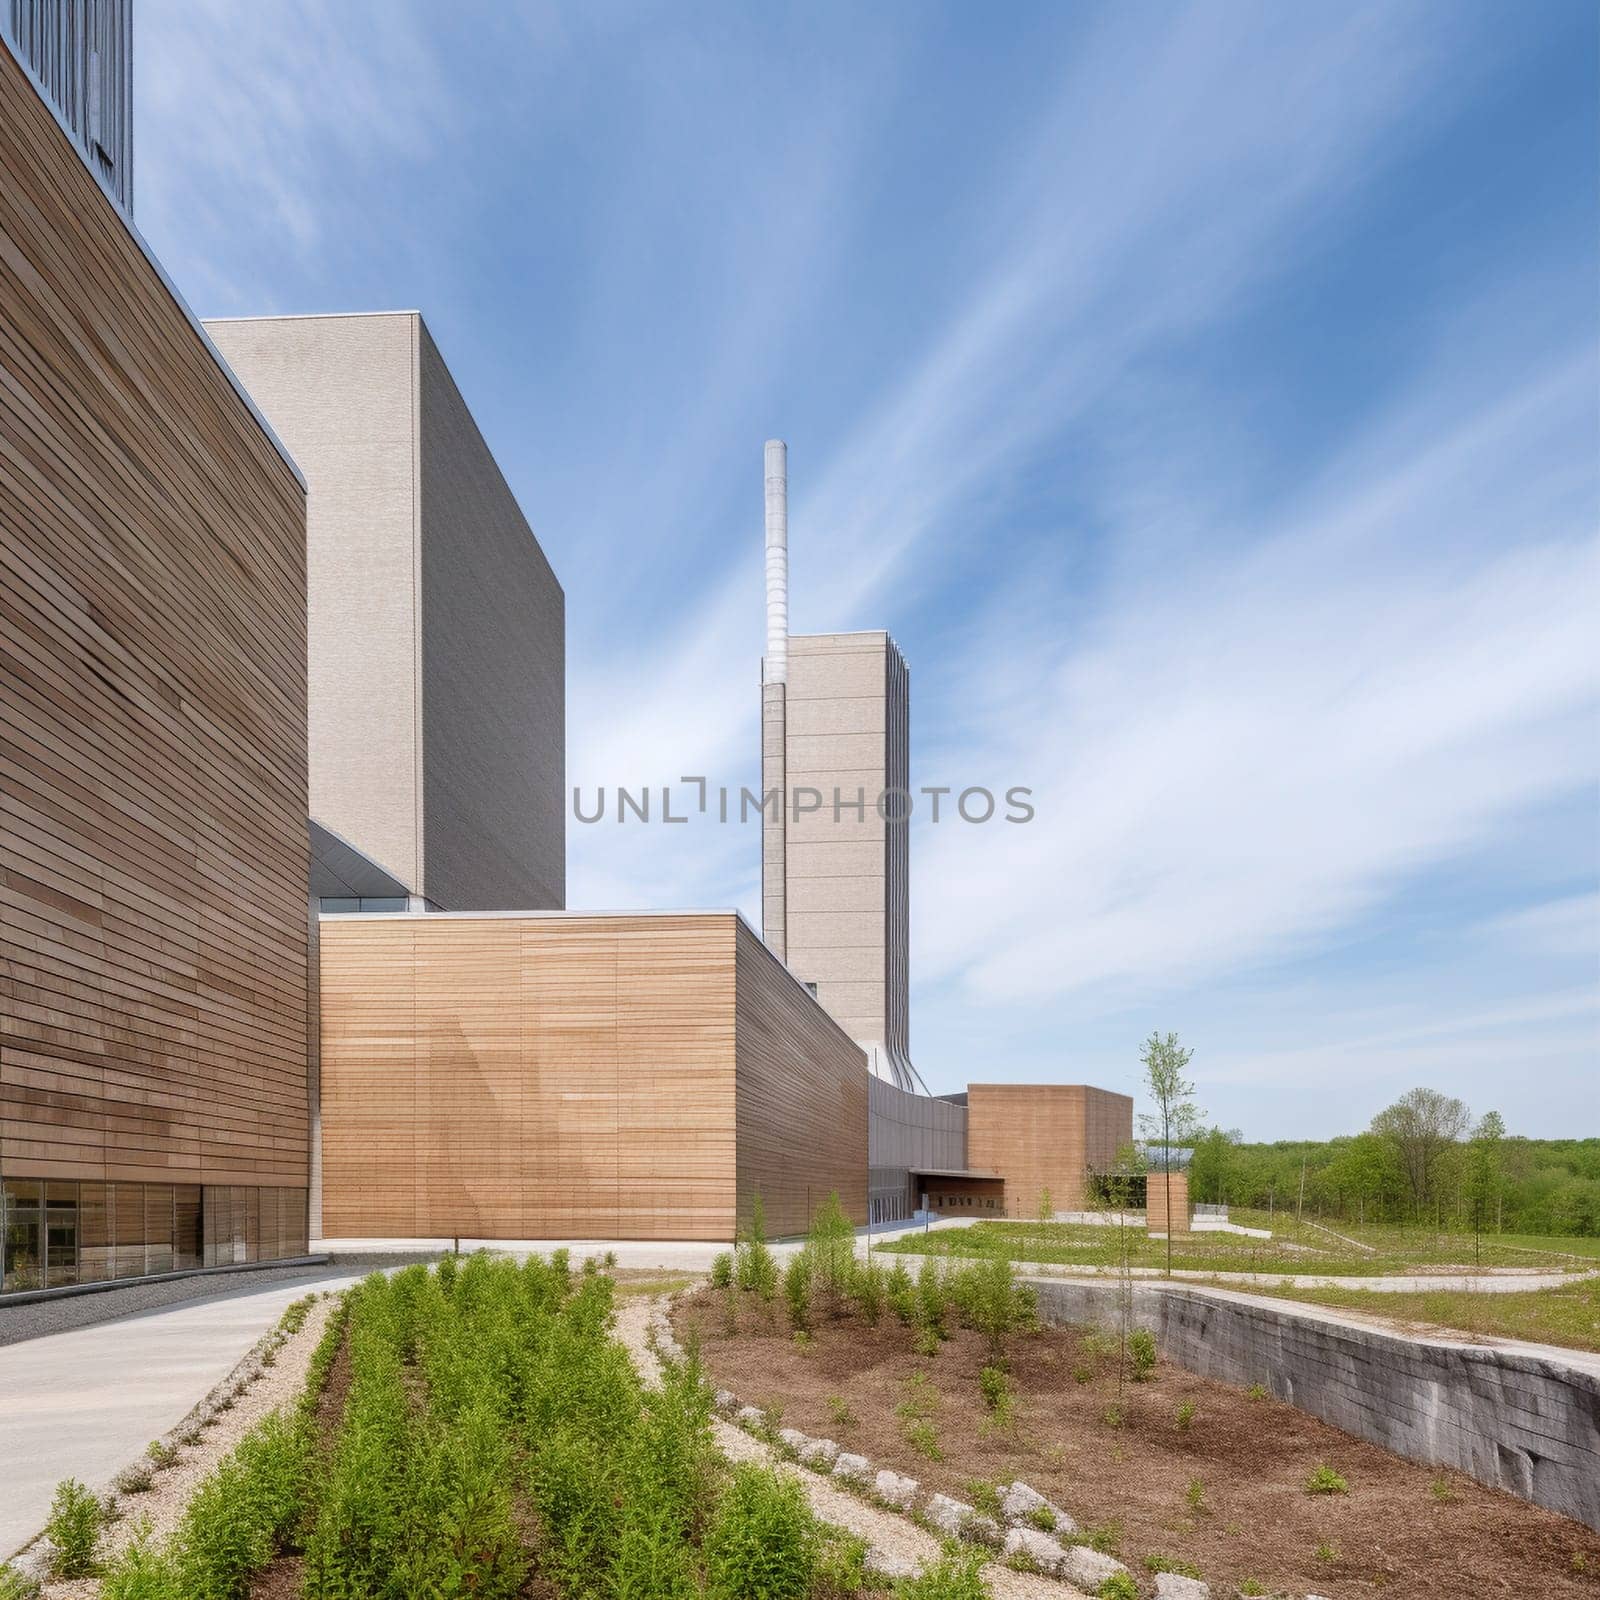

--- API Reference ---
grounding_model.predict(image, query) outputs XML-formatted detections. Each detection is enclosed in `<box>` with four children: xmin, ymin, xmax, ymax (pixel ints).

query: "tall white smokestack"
<box><xmin>761</xmin><ymin>440</ymin><xmax>789</xmax><ymax>960</ymax></box>
<box><xmin>763</xmin><ymin>439</ymin><xmax>788</xmax><ymax>684</ymax></box>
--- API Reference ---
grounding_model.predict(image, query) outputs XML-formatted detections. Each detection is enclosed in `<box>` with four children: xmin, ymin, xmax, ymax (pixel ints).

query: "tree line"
<box><xmin>1185</xmin><ymin>1086</ymin><xmax>1600</xmax><ymax>1236</ymax></box>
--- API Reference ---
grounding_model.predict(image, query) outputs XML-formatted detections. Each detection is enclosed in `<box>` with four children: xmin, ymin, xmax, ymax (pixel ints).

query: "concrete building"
<box><xmin>204</xmin><ymin>312</ymin><xmax>566</xmax><ymax>913</ymax></box>
<box><xmin>5</xmin><ymin>0</ymin><xmax>133</xmax><ymax>213</ymax></box>
<box><xmin>760</xmin><ymin>445</ymin><xmax>918</xmax><ymax>1092</ymax></box>
<box><xmin>1</xmin><ymin>24</ymin><xmax>311</xmax><ymax>1293</ymax></box>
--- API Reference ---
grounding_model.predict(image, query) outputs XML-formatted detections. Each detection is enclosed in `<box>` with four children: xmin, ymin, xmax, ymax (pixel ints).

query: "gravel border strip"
<box><xmin>13</xmin><ymin>1292</ymin><xmax>338</xmax><ymax>1597</ymax></box>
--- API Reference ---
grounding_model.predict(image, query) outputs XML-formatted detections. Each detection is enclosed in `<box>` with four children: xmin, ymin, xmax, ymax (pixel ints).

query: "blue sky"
<box><xmin>136</xmin><ymin>0</ymin><xmax>1598</xmax><ymax>1139</ymax></box>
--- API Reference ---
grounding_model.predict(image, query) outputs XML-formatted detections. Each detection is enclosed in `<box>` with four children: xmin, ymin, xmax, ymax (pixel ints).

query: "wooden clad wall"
<box><xmin>734</xmin><ymin>920</ymin><xmax>867</xmax><ymax>1238</ymax></box>
<box><xmin>320</xmin><ymin>914</ymin><xmax>740</xmax><ymax>1241</ymax></box>
<box><xmin>0</xmin><ymin>48</ymin><xmax>310</xmax><ymax>1190</ymax></box>
<box><xmin>966</xmin><ymin>1084</ymin><xmax>1134</xmax><ymax>1217</ymax></box>
<box><xmin>320</xmin><ymin>913</ymin><xmax>870</xmax><ymax>1243</ymax></box>
<box><xmin>1147</xmin><ymin>1171</ymin><xmax>1191</xmax><ymax>1235</ymax></box>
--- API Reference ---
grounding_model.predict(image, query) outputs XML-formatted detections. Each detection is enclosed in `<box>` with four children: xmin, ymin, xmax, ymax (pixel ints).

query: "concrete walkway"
<box><xmin>884</xmin><ymin>1247</ymin><xmax>1595</xmax><ymax>1293</ymax></box>
<box><xmin>0</xmin><ymin>1264</ymin><xmax>366</xmax><ymax>1560</ymax></box>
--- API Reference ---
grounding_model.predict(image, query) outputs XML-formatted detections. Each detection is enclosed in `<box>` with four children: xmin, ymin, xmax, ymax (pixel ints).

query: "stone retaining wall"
<box><xmin>1029</xmin><ymin>1277</ymin><xmax>1600</xmax><ymax>1531</ymax></box>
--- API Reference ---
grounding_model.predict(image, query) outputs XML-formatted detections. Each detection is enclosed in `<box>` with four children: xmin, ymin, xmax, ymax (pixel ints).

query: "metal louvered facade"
<box><xmin>5</xmin><ymin>0</ymin><xmax>133</xmax><ymax>212</ymax></box>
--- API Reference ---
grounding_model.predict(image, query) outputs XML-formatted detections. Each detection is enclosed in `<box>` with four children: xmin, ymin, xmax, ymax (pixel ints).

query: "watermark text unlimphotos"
<box><xmin>572</xmin><ymin>779</ymin><xmax>1034</xmax><ymax>825</ymax></box>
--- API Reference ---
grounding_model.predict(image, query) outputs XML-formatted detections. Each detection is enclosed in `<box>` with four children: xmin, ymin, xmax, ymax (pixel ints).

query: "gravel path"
<box><xmin>888</xmin><ymin>1250</ymin><xmax>1594</xmax><ymax>1293</ymax></box>
<box><xmin>0</xmin><ymin>1262</ymin><xmax>347</xmax><ymax>1347</ymax></box>
<box><xmin>32</xmin><ymin>1294</ymin><xmax>337</xmax><ymax>1598</ymax></box>
<box><xmin>614</xmin><ymin>1294</ymin><xmax>1081</xmax><ymax>1599</ymax></box>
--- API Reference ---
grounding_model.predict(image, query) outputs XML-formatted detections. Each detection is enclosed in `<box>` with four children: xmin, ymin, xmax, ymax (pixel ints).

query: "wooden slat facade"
<box><xmin>966</xmin><ymin>1084</ymin><xmax>1133</xmax><ymax>1217</ymax></box>
<box><xmin>319</xmin><ymin>913</ymin><xmax>867</xmax><ymax>1242</ymax></box>
<box><xmin>0</xmin><ymin>47</ymin><xmax>310</xmax><ymax>1198</ymax></box>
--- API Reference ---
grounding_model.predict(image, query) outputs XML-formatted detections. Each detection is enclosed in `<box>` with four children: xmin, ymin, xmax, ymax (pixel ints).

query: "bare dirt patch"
<box><xmin>674</xmin><ymin>1287</ymin><xmax>1600</xmax><ymax>1599</ymax></box>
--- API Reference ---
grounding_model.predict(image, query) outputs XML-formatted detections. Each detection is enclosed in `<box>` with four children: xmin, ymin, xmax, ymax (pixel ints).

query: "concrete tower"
<box><xmin>759</xmin><ymin>445</ymin><xmax>921</xmax><ymax>1093</ymax></box>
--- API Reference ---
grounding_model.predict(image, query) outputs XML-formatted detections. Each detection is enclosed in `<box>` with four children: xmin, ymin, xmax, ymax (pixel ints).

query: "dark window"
<box><xmin>359</xmin><ymin>897</ymin><xmax>408</xmax><ymax>912</ymax></box>
<box><xmin>46</xmin><ymin>1181</ymin><xmax>78</xmax><ymax>1287</ymax></box>
<box><xmin>3</xmin><ymin>1178</ymin><xmax>43</xmax><ymax>1292</ymax></box>
<box><xmin>319</xmin><ymin>897</ymin><xmax>359</xmax><ymax>913</ymax></box>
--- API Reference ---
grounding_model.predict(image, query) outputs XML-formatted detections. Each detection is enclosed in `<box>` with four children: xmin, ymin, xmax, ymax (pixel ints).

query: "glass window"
<box><xmin>3</xmin><ymin>1178</ymin><xmax>43</xmax><ymax>1292</ymax></box>
<box><xmin>319</xmin><ymin>897</ymin><xmax>359</xmax><ymax>914</ymax></box>
<box><xmin>79</xmin><ymin>1183</ymin><xmax>111</xmax><ymax>1283</ymax></box>
<box><xmin>111</xmin><ymin>1182</ymin><xmax>144</xmax><ymax>1278</ymax></box>
<box><xmin>46</xmin><ymin>1181</ymin><xmax>78</xmax><ymax>1287</ymax></box>
<box><xmin>175</xmin><ymin>1185</ymin><xmax>202</xmax><ymax>1270</ymax></box>
<box><xmin>145</xmin><ymin>1185</ymin><xmax>174</xmax><ymax>1275</ymax></box>
<box><xmin>359</xmin><ymin>897</ymin><xmax>407</xmax><ymax>912</ymax></box>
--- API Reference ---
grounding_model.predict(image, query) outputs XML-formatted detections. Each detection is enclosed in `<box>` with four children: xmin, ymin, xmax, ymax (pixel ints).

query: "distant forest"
<box><xmin>1183</xmin><ymin>1097</ymin><xmax>1600</xmax><ymax>1236</ymax></box>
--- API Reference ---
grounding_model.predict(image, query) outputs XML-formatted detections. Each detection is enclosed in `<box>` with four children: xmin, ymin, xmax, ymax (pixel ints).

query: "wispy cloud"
<box><xmin>913</xmin><ymin>355</ymin><xmax>1597</xmax><ymax>1008</ymax></box>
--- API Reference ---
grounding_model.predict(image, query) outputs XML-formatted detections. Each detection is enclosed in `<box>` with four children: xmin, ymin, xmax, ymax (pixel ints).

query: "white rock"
<box><xmin>924</xmin><ymin>1492</ymin><xmax>972</xmax><ymax>1538</ymax></box>
<box><xmin>1060</xmin><ymin>1546</ymin><xmax>1132</xmax><ymax>1591</ymax></box>
<box><xmin>777</xmin><ymin>1427</ymin><xmax>810</xmax><ymax>1455</ymax></box>
<box><xmin>965</xmin><ymin>1513</ymin><xmax>1004</xmax><ymax>1548</ymax></box>
<box><xmin>713</xmin><ymin>1388</ymin><xmax>737</xmax><ymax>1412</ymax></box>
<box><xmin>874</xmin><ymin>1468</ymin><xmax>919</xmax><ymax>1509</ymax></box>
<box><xmin>734</xmin><ymin>1404</ymin><xmax>765</xmax><ymax>1429</ymax></box>
<box><xmin>865</xmin><ymin>1546</ymin><xmax>920</xmax><ymax>1580</ymax></box>
<box><xmin>834</xmin><ymin>1451</ymin><xmax>871</xmax><ymax>1483</ymax></box>
<box><xmin>1002</xmin><ymin>1526</ymin><xmax>1065</xmax><ymax>1575</ymax></box>
<box><xmin>1154</xmin><ymin>1575</ymin><xmax>1210</xmax><ymax>1600</ymax></box>
<box><xmin>799</xmin><ymin>1436</ymin><xmax>841</xmax><ymax>1469</ymax></box>
<box><xmin>1001</xmin><ymin>1478</ymin><xmax>1077</xmax><ymax>1533</ymax></box>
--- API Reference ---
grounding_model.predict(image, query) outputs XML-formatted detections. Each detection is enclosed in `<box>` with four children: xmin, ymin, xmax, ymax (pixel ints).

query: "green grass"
<box><xmin>1246</xmin><ymin>1276</ymin><xmax>1600</xmax><ymax>1353</ymax></box>
<box><xmin>876</xmin><ymin>1217</ymin><xmax>1600</xmax><ymax>1280</ymax></box>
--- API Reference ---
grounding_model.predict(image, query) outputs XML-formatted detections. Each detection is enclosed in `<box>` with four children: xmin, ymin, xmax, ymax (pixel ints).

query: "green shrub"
<box><xmin>903</xmin><ymin>1418</ymin><xmax>943</xmax><ymax>1460</ymax></box>
<box><xmin>814</xmin><ymin>1529</ymin><xmax>872</xmax><ymax>1595</ymax></box>
<box><xmin>703</xmin><ymin>1464</ymin><xmax>818</xmax><ymax>1600</ymax></box>
<box><xmin>1184</xmin><ymin>1477</ymin><xmax>1207</xmax><ymax>1514</ymax></box>
<box><xmin>978</xmin><ymin>1364</ymin><xmax>1010</xmax><ymax>1411</ymax></box>
<box><xmin>1315</xmin><ymin>1540</ymin><xmax>1340</xmax><ymax>1563</ymax></box>
<box><xmin>887</xmin><ymin>1261</ymin><xmax>917</xmax><ymax>1324</ymax></box>
<box><xmin>173</xmin><ymin>1411</ymin><xmax>311</xmax><ymax>1600</ymax></box>
<box><xmin>1175</xmin><ymin>1400</ymin><xmax>1196</xmax><ymax>1431</ymax></box>
<box><xmin>1127</xmin><ymin>1327</ymin><xmax>1156</xmax><ymax>1380</ymax></box>
<box><xmin>947</xmin><ymin>1257</ymin><xmax>1032</xmax><ymax>1362</ymax></box>
<box><xmin>736</xmin><ymin>1195</ymin><xmax>780</xmax><ymax>1302</ymax></box>
<box><xmin>0</xmin><ymin>1563</ymin><xmax>42</xmax><ymax>1600</ymax></box>
<box><xmin>855</xmin><ymin>1258</ymin><xmax>885</xmax><ymax>1325</ymax></box>
<box><xmin>710</xmin><ymin>1251</ymin><xmax>734</xmax><ymax>1288</ymax></box>
<box><xmin>97</xmin><ymin>1523</ymin><xmax>177</xmax><ymax>1600</ymax></box>
<box><xmin>1304</xmin><ymin>1464</ymin><xmax>1349</xmax><ymax>1495</ymax></box>
<box><xmin>806</xmin><ymin>1192</ymin><xmax>857</xmax><ymax>1314</ymax></box>
<box><xmin>964</xmin><ymin>1479</ymin><xmax>1002</xmax><ymax>1520</ymax></box>
<box><xmin>1238</xmin><ymin>1582</ymin><xmax>1266</xmax><ymax>1597</ymax></box>
<box><xmin>1097</xmin><ymin>1574</ymin><xmax>1139</xmax><ymax>1600</ymax></box>
<box><xmin>783</xmin><ymin>1252</ymin><xmax>812</xmax><ymax>1331</ymax></box>
<box><xmin>1027</xmin><ymin>1505</ymin><xmax>1056</xmax><ymax>1531</ymax></box>
<box><xmin>827</xmin><ymin>1394</ymin><xmax>858</xmax><ymax>1430</ymax></box>
<box><xmin>1246</xmin><ymin>1381</ymin><xmax>1268</xmax><ymax>1401</ymax></box>
<box><xmin>45</xmin><ymin>1478</ymin><xmax>101</xmax><ymax>1578</ymax></box>
<box><xmin>915</xmin><ymin>1259</ymin><xmax>946</xmax><ymax>1339</ymax></box>
<box><xmin>892</xmin><ymin>1546</ymin><xmax>990</xmax><ymax>1600</ymax></box>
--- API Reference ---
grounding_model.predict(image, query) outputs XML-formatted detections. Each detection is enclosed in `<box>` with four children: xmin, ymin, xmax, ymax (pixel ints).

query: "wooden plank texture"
<box><xmin>0</xmin><ymin>47</ymin><xmax>310</xmax><ymax>1193</ymax></box>
<box><xmin>320</xmin><ymin>914</ymin><xmax>867</xmax><ymax>1242</ymax></box>
<box><xmin>966</xmin><ymin>1084</ymin><xmax>1133</xmax><ymax>1216</ymax></box>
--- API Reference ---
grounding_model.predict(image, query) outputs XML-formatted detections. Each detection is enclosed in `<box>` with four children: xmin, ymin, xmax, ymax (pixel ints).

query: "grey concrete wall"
<box><xmin>785</xmin><ymin>633</ymin><xmax>910</xmax><ymax>1075</ymax></box>
<box><xmin>418</xmin><ymin>321</ymin><xmax>564</xmax><ymax>910</ymax></box>
<box><xmin>208</xmin><ymin>313</ymin><xmax>567</xmax><ymax>912</ymax></box>
<box><xmin>206</xmin><ymin>313</ymin><xmax>423</xmax><ymax>893</ymax></box>
<box><xmin>1030</xmin><ymin>1277</ymin><xmax>1600</xmax><ymax>1531</ymax></box>
<box><xmin>868</xmin><ymin>1074</ymin><xmax>967</xmax><ymax>1171</ymax></box>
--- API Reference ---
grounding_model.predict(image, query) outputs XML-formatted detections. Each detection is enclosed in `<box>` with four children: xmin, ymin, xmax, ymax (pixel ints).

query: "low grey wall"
<box><xmin>1029</xmin><ymin>1276</ymin><xmax>1600</xmax><ymax>1531</ymax></box>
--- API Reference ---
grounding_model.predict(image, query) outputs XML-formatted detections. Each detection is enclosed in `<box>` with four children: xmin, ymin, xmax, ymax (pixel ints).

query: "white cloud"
<box><xmin>912</xmin><ymin>353</ymin><xmax>1597</xmax><ymax>1008</ymax></box>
